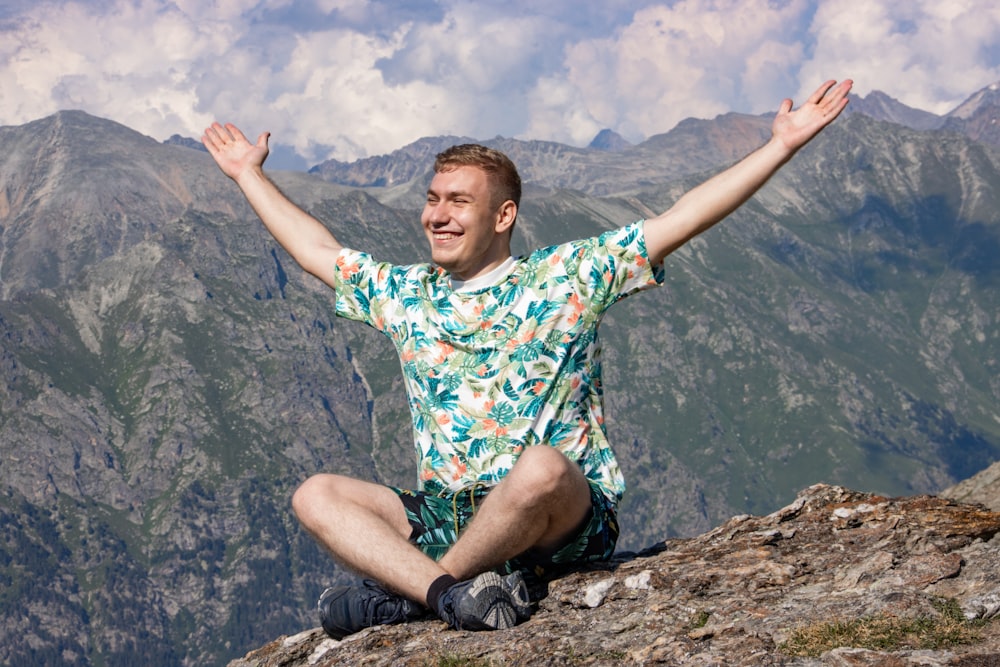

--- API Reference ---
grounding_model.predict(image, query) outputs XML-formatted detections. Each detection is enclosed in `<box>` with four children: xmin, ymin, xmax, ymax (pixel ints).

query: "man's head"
<box><xmin>433</xmin><ymin>144</ymin><xmax>521</xmax><ymax>212</ymax></box>
<box><xmin>422</xmin><ymin>144</ymin><xmax>521</xmax><ymax>281</ymax></box>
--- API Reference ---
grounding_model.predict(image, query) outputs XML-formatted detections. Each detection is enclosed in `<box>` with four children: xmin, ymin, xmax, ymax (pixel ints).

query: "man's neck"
<box><xmin>450</xmin><ymin>256</ymin><xmax>516</xmax><ymax>292</ymax></box>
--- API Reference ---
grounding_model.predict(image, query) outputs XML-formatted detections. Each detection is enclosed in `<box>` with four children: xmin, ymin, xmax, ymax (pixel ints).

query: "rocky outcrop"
<box><xmin>228</xmin><ymin>484</ymin><xmax>1000</xmax><ymax>666</ymax></box>
<box><xmin>943</xmin><ymin>461</ymin><xmax>1000</xmax><ymax>512</ymax></box>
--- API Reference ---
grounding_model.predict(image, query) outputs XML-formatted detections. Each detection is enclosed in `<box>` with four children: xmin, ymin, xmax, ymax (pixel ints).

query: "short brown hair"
<box><xmin>434</xmin><ymin>144</ymin><xmax>522</xmax><ymax>211</ymax></box>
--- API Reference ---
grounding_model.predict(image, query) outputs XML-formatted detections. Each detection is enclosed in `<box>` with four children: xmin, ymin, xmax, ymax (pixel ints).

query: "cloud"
<box><xmin>1</xmin><ymin>0</ymin><xmax>225</xmax><ymax>143</ymax></box>
<box><xmin>800</xmin><ymin>0</ymin><xmax>1000</xmax><ymax>113</ymax></box>
<box><xmin>1</xmin><ymin>0</ymin><xmax>999</xmax><ymax>165</ymax></box>
<box><xmin>523</xmin><ymin>0</ymin><xmax>812</xmax><ymax>146</ymax></box>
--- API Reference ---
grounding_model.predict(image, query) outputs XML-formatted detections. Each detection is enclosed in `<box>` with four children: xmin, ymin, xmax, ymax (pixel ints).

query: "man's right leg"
<box><xmin>292</xmin><ymin>473</ymin><xmax>528</xmax><ymax>636</ymax></box>
<box><xmin>292</xmin><ymin>473</ymin><xmax>445</xmax><ymax>603</ymax></box>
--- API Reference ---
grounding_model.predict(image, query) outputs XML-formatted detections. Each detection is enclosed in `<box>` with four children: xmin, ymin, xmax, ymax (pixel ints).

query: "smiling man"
<box><xmin>202</xmin><ymin>78</ymin><xmax>852</xmax><ymax>638</ymax></box>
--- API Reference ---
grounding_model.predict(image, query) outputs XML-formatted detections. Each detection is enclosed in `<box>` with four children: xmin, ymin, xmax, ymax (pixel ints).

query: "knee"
<box><xmin>507</xmin><ymin>446</ymin><xmax>582</xmax><ymax>499</ymax></box>
<box><xmin>291</xmin><ymin>473</ymin><xmax>344</xmax><ymax>525</ymax></box>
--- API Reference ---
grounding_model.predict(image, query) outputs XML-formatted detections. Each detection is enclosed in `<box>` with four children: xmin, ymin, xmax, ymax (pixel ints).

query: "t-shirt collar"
<box><xmin>449</xmin><ymin>256</ymin><xmax>516</xmax><ymax>292</ymax></box>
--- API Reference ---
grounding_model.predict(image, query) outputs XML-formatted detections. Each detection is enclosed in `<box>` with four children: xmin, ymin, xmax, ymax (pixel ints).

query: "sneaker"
<box><xmin>436</xmin><ymin>570</ymin><xmax>532</xmax><ymax>631</ymax></box>
<box><xmin>317</xmin><ymin>579</ymin><xmax>425</xmax><ymax>639</ymax></box>
<box><xmin>503</xmin><ymin>571</ymin><xmax>532</xmax><ymax>623</ymax></box>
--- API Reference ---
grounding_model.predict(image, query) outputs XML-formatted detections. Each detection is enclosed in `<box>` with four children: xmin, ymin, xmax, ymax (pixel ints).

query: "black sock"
<box><xmin>426</xmin><ymin>574</ymin><xmax>458</xmax><ymax>613</ymax></box>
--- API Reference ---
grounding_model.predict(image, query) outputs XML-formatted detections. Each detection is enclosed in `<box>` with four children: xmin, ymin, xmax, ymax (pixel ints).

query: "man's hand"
<box><xmin>771</xmin><ymin>79</ymin><xmax>853</xmax><ymax>153</ymax></box>
<box><xmin>643</xmin><ymin>77</ymin><xmax>853</xmax><ymax>264</ymax></box>
<box><xmin>201</xmin><ymin>122</ymin><xmax>270</xmax><ymax>182</ymax></box>
<box><xmin>198</xmin><ymin>122</ymin><xmax>343</xmax><ymax>285</ymax></box>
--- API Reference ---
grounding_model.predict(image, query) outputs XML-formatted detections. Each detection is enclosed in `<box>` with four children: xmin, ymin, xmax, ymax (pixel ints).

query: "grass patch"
<box><xmin>780</xmin><ymin>598</ymin><xmax>986</xmax><ymax>657</ymax></box>
<box><xmin>691</xmin><ymin>610</ymin><xmax>712</xmax><ymax>629</ymax></box>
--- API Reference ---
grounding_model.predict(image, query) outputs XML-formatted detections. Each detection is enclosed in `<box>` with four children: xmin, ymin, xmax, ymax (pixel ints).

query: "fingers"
<box><xmin>202</xmin><ymin>122</ymin><xmax>248</xmax><ymax>147</ymax></box>
<box><xmin>807</xmin><ymin>79</ymin><xmax>839</xmax><ymax>105</ymax></box>
<box><xmin>224</xmin><ymin>122</ymin><xmax>250</xmax><ymax>145</ymax></box>
<box><xmin>201</xmin><ymin>122</ymin><xmax>230</xmax><ymax>153</ymax></box>
<box><xmin>812</xmin><ymin>79</ymin><xmax>853</xmax><ymax>112</ymax></box>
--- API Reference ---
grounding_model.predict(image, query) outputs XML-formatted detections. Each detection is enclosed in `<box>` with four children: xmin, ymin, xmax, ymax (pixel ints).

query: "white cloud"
<box><xmin>1</xmin><ymin>0</ymin><xmax>999</xmax><ymax>164</ymax></box>
<box><xmin>523</xmin><ymin>0</ymin><xmax>812</xmax><ymax>145</ymax></box>
<box><xmin>262</xmin><ymin>27</ymin><xmax>466</xmax><ymax>163</ymax></box>
<box><xmin>800</xmin><ymin>0</ymin><xmax>1000</xmax><ymax>113</ymax></box>
<box><xmin>1</xmin><ymin>0</ymin><xmax>223</xmax><ymax>140</ymax></box>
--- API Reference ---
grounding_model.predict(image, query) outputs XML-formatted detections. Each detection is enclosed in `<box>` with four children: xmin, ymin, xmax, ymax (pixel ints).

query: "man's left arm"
<box><xmin>643</xmin><ymin>79</ymin><xmax>853</xmax><ymax>265</ymax></box>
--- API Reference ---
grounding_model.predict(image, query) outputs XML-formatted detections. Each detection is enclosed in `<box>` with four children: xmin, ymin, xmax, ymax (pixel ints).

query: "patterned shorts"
<box><xmin>388</xmin><ymin>482</ymin><xmax>619</xmax><ymax>578</ymax></box>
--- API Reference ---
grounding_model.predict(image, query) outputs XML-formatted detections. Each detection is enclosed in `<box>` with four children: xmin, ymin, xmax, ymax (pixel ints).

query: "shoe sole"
<box><xmin>502</xmin><ymin>571</ymin><xmax>532</xmax><ymax>622</ymax></box>
<box><xmin>457</xmin><ymin>571</ymin><xmax>518</xmax><ymax>630</ymax></box>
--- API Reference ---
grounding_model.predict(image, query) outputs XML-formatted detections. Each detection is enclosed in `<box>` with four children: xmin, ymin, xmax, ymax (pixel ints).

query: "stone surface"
<box><xmin>228</xmin><ymin>484</ymin><xmax>1000</xmax><ymax>666</ymax></box>
<box><xmin>943</xmin><ymin>461</ymin><xmax>1000</xmax><ymax>512</ymax></box>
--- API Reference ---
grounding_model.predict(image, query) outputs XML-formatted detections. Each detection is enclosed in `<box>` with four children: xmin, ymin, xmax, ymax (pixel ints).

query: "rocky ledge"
<box><xmin>228</xmin><ymin>484</ymin><xmax>1000</xmax><ymax>666</ymax></box>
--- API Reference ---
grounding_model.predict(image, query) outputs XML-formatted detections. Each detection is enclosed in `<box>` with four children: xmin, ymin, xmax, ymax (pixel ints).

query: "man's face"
<box><xmin>421</xmin><ymin>165</ymin><xmax>515</xmax><ymax>281</ymax></box>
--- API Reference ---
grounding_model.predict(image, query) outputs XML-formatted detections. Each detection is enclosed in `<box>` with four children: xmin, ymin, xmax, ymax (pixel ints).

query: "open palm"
<box><xmin>772</xmin><ymin>79</ymin><xmax>852</xmax><ymax>152</ymax></box>
<box><xmin>201</xmin><ymin>122</ymin><xmax>270</xmax><ymax>181</ymax></box>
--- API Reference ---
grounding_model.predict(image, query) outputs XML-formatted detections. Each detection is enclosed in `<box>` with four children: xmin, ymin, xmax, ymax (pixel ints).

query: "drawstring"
<box><xmin>446</xmin><ymin>482</ymin><xmax>490</xmax><ymax>537</ymax></box>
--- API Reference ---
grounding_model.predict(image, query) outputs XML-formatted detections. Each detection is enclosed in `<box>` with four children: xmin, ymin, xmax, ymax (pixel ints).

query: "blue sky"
<box><xmin>2</xmin><ymin>0</ymin><xmax>999</xmax><ymax>168</ymax></box>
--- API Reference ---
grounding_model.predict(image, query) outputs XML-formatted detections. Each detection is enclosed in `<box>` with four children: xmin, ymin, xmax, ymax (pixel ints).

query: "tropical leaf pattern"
<box><xmin>393</xmin><ymin>484</ymin><xmax>620</xmax><ymax>572</ymax></box>
<box><xmin>333</xmin><ymin>221</ymin><xmax>664</xmax><ymax>505</ymax></box>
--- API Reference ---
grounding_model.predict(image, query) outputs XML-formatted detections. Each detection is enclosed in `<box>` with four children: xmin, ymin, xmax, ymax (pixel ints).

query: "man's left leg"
<box><xmin>435</xmin><ymin>444</ymin><xmax>594</xmax><ymax>588</ymax></box>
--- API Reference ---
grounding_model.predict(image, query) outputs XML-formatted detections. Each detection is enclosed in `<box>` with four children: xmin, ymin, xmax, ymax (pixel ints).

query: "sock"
<box><xmin>426</xmin><ymin>574</ymin><xmax>458</xmax><ymax>614</ymax></box>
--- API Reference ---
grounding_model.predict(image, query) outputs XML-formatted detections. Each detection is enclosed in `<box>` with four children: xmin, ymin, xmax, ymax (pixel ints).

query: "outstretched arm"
<box><xmin>202</xmin><ymin>123</ymin><xmax>343</xmax><ymax>288</ymax></box>
<box><xmin>643</xmin><ymin>79</ymin><xmax>852</xmax><ymax>265</ymax></box>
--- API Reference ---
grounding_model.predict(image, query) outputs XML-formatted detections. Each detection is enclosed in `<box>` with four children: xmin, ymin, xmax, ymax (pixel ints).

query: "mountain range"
<box><xmin>0</xmin><ymin>83</ymin><xmax>998</xmax><ymax>665</ymax></box>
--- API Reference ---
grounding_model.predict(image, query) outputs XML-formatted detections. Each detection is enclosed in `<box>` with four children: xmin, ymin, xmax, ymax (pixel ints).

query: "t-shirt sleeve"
<box><xmin>331</xmin><ymin>248</ymin><xmax>397</xmax><ymax>331</ymax></box>
<box><xmin>584</xmin><ymin>220</ymin><xmax>665</xmax><ymax>312</ymax></box>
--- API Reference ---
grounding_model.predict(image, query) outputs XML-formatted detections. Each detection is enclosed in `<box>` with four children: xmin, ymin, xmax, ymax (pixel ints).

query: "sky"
<box><xmin>2</xmin><ymin>0</ymin><xmax>1000</xmax><ymax>169</ymax></box>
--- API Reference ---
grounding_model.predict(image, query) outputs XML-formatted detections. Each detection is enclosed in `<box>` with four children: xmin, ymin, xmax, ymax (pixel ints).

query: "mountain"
<box><xmin>307</xmin><ymin>135</ymin><xmax>475</xmax><ymax>187</ymax></box>
<box><xmin>943</xmin><ymin>82</ymin><xmax>1000</xmax><ymax>148</ymax></box>
<box><xmin>2</xmin><ymin>92</ymin><xmax>1000</xmax><ymax>665</ymax></box>
<box><xmin>588</xmin><ymin>128</ymin><xmax>632</xmax><ymax>152</ymax></box>
<box><xmin>844</xmin><ymin>89</ymin><xmax>945</xmax><ymax>131</ymax></box>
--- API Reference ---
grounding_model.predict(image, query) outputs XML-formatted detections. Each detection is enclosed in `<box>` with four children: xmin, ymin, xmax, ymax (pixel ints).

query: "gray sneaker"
<box><xmin>436</xmin><ymin>570</ymin><xmax>532</xmax><ymax>631</ymax></box>
<box><xmin>318</xmin><ymin>580</ymin><xmax>425</xmax><ymax>639</ymax></box>
<box><xmin>503</xmin><ymin>571</ymin><xmax>532</xmax><ymax>623</ymax></box>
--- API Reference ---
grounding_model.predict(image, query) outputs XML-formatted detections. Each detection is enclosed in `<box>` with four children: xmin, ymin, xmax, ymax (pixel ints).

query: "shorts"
<box><xmin>389</xmin><ymin>482</ymin><xmax>619</xmax><ymax>578</ymax></box>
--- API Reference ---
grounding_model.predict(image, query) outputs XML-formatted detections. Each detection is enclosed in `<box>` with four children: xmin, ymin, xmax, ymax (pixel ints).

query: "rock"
<box><xmin>941</xmin><ymin>461</ymin><xmax>1000</xmax><ymax>512</ymax></box>
<box><xmin>227</xmin><ymin>484</ymin><xmax>1000</xmax><ymax>666</ymax></box>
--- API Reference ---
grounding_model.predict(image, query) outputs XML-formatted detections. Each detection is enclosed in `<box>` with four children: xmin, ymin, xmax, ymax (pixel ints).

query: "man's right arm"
<box><xmin>202</xmin><ymin>122</ymin><xmax>342</xmax><ymax>289</ymax></box>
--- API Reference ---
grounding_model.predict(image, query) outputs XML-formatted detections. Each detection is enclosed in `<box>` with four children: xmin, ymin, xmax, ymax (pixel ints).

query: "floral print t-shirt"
<box><xmin>332</xmin><ymin>220</ymin><xmax>664</xmax><ymax>506</ymax></box>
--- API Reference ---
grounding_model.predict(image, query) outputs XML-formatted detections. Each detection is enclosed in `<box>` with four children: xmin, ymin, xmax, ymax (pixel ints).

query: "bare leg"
<box><xmin>439</xmin><ymin>445</ymin><xmax>593</xmax><ymax>580</ymax></box>
<box><xmin>292</xmin><ymin>474</ymin><xmax>447</xmax><ymax>604</ymax></box>
<box><xmin>294</xmin><ymin>446</ymin><xmax>593</xmax><ymax>604</ymax></box>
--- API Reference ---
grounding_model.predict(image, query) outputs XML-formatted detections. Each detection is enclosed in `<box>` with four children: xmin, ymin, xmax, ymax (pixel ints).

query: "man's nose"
<box><xmin>426</xmin><ymin>201</ymin><xmax>449</xmax><ymax>223</ymax></box>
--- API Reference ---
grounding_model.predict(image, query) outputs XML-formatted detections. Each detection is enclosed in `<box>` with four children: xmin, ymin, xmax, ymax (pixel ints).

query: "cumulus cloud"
<box><xmin>523</xmin><ymin>0</ymin><xmax>813</xmax><ymax>146</ymax></box>
<box><xmin>1</xmin><ymin>0</ymin><xmax>998</xmax><ymax>165</ymax></box>
<box><xmin>799</xmin><ymin>0</ymin><xmax>1000</xmax><ymax>113</ymax></box>
<box><xmin>1</xmin><ymin>0</ymin><xmax>226</xmax><ymax>143</ymax></box>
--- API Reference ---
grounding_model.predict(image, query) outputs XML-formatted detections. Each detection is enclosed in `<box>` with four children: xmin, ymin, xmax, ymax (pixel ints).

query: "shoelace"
<box><xmin>360</xmin><ymin>581</ymin><xmax>410</xmax><ymax>625</ymax></box>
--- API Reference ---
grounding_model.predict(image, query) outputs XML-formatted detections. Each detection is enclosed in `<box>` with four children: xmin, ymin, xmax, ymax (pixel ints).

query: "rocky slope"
<box><xmin>228</xmin><ymin>483</ymin><xmax>1000</xmax><ymax>666</ymax></box>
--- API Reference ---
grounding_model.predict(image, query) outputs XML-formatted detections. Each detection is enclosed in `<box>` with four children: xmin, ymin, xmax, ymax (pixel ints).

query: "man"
<box><xmin>202</xmin><ymin>78</ymin><xmax>852</xmax><ymax>637</ymax></box>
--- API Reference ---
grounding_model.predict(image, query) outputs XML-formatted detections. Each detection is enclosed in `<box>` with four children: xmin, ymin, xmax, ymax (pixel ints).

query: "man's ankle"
<box><xmin>426</xmin><ymin>573</ymin><xmax>458</xmax><ymax>614</ymax></box>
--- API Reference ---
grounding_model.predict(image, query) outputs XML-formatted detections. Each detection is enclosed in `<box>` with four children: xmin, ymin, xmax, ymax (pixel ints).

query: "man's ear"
<box><xmin>495</xmin><ymin>200</ymin><xmax>517</xmax><ymax>234</ymax></box>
